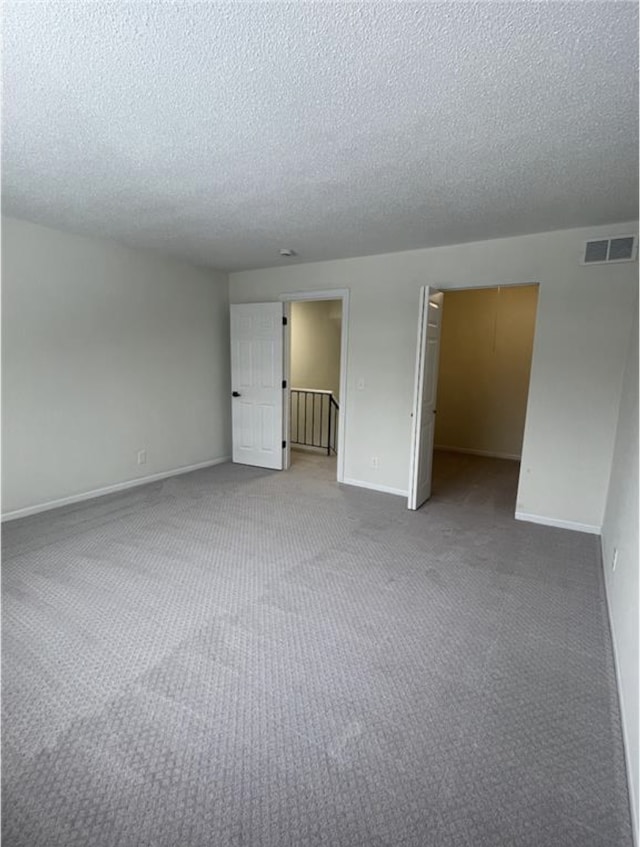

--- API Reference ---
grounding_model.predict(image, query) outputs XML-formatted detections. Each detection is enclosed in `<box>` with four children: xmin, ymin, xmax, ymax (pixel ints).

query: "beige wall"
<box><xmin>601</xmin><ymin>296</ymin><xmax>639</xmax><ymax>841</ymax></box>
<box><xmin>2</xmin><ymin>217</ymin><xmax>231</xmax><ymax>516</ymax></box>
<box><xmin>291</xmin><ymin>300</ymin><xmax>341</xmax><ymax>398</ymax></box>
<box><xmin>231</xmin><ymin>220</ymin><xmax>637</xmax><ymax>529</ymax></box>
<box><xmin>435</xmin><ymin>285</ymin><xmax>538</xmax><ymax>459</ymax></box>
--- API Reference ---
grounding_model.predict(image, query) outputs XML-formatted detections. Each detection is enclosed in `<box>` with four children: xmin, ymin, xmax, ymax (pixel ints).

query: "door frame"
<box><xmin>279</xmin><ymin>289</ymin><xmax>350</xmax><ymax>483</ymax></box>
<box><xmin>409</xmin><ymin>280</ymin><xmax>541</xmax><ymax>507</ymax></box>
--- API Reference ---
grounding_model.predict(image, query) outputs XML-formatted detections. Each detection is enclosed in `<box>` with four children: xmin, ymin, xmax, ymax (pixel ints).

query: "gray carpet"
<box><xmin>2</xmin><ymin>450</ymin><xmax>632</xmax><ymax>846</ymax></box>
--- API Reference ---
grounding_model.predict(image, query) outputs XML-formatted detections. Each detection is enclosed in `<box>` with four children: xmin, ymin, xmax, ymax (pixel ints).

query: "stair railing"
<box><xmin>290</xmin><ymin>388</ymin><xmax>339</xmax><ymax>456</ymax></box>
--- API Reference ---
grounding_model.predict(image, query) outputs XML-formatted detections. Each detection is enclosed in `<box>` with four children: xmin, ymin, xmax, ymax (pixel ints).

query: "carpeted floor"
<box><xmin>2</xmin><ymin>450</ymin><xmax>632</xmax><ymax>846</ymax></box>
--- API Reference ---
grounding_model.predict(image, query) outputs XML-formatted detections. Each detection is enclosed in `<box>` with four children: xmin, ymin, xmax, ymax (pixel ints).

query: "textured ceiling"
<box><xmin>2</xmin><ymin>2</ymin><xmax>638</xmax><ymax>272</ymax></box>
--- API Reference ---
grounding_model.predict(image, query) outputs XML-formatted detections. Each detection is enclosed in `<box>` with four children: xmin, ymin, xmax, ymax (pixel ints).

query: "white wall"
<box><xmin>435</xmin><ymin>285</ymin><xmax>538</xmax><ymax>459</ymax></box>
<box><xmin>2</xmin><ymin>217</ymin><xmax>231</xmax><ymax>516</ymax></box>
<box><xmin>231</xmin><ymin>221</ymin><xmax>638</xmax><ymax>524</ymax></box>
<box><xmin>601</xmin><ymin>297</ymin><xmax>639</xmax><ymax>842</ymax></box>
<box><xmin>291</xmin><ymin>300</ymin><xmax>341</xmax><ymax>397</ymax></box>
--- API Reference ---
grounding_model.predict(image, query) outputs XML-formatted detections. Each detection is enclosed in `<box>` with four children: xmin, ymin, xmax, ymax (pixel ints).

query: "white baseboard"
<box><xmin>515</xmin><ymin>510</ymin><xmax>601</xmax><ymax>535</ymax></box>
<box><xmin>600</xmin><ymin>539</ymin><xmax>639</xmax><ymax>847</ymax></box>
<box><xmin>342</xmin><ymin>477</ymin><xmax>408</xmax><ymax>498</ymax></box>
<box><xmin>1</xmin><ymin>456</ymin><xmax>231</xmax><ymax>522</ymax></box>
<box><xmin>435</xmin><ymin>445</ymin><xmax>521</xmax><ymax>461</ymax></box>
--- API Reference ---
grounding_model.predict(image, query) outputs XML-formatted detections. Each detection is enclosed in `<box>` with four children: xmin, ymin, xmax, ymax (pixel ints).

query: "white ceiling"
<box><xmin>2</xmin><ymin>2</ymin><xmax>638</xmax><ymax>272</ymax></box>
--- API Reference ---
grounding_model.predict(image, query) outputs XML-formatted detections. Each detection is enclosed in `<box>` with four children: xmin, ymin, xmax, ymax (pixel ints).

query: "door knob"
<box><xmin>232</xmin><ymin>391</ymin><xmax>241</xmax><ymax>397</ymax></box>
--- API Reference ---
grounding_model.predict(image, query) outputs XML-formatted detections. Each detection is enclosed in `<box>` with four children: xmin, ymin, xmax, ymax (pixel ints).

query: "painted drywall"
<box><xmin>231</xmin><ymin>221</ymin><xmax>638</xmax><ymax>528</ymax></box>
<box><xmin>435</xmin><ymin>285</ymin><xmax>538</xmax><ymax>459</ymax></box>
<box><xmin>2</xmin><ymin>217</ymin><xmax>231</xmax><ymax>516</ymax></box>
<box><xmin>291</xmin><ymin>300</ymin><xmax>342</xmax><ymax>397</ymax></box>
<box><xmin>601</xmin><ymin>298</ymin><xmax>639</xmax><ymax>842</ymax></box>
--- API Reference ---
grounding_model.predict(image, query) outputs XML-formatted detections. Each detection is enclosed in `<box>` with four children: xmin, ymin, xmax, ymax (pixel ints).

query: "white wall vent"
<box><xmin>582</xmin><ymin>235</ymin><xmax>637</xmax><ymax>265</ymax></box>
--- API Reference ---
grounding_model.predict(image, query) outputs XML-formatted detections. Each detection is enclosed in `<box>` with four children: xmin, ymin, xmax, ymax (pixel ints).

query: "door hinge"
<box><xmin>282</xmin><ymin>440</ymin><xmax>287</xmax><ymax>449</ymax></box>
<box><xmin>282</xmin><ymin>316</ymin><xmax>288</xmax><ymax>326</ymax></box>
<box><xmin>282</xmin><ymin>379</ymin><xmax>287</xmax><ymax>389</ymax></box>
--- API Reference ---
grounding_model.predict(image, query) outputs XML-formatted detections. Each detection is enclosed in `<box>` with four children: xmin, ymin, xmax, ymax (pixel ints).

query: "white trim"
<box><xmin>1</xmin><ymin>456</ymin><xmax>231</xmax><ymax>522</ymax></box>
<box><xmin>435</xmin><ymin>445</ymin><xmax>521</xmax><ymax>461</ymax></box>
<box><xmin>342</xmin><ymin>477</ymin><xmax>407</xmax><ymax>497</ymax></box>
<box><xmin>280</xmin><ymin>289</ymin><xmax>350</xmax><ymax>485</ymax></box>
<box><xmin>280</xmin><ymin>289</ymin><xmax>348</xmax><ymax>302</ymax></box>
<box><xmin>600</xmin><ymin>539</ymin><xmax>639</xmax><ymax>846</ymax></box>
<box><xmin>283</xmin><ymin>300</ymin><xmax>292</xmax><ymax>471</ymax></box>
<box><xmin>439</xmin><ymin>281</ymin><xmax>539</xmax><ymax>292</ymax></box>
<box><xmin>515</xmin><ymin>511</ymin><xmax>601</xmax><ymax>535</ymax></box>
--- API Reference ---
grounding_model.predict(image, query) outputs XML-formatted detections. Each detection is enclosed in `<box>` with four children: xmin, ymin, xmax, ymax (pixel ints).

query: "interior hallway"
<box><xmin>2</xmin><ymin>453</ymin><xmax>632</xmax><ymax>846</ymax></box>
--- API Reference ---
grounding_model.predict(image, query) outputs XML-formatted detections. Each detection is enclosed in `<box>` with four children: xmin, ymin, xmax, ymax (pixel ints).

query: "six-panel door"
<box><xmin>230</xmin><ymin>302</ymin><xmax>284</xmax><ymax>470</ymax></box>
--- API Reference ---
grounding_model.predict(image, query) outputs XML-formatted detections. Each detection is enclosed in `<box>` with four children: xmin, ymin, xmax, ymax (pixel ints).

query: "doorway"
<box><xmin>229</xmin><ymin>291</ymin><xmax>349</xmax><ymax>479</ymax></box>
<box><xmin>408</xmin><ymin>283</ymin><xmax>539</xmax><ymax>511</ymax></box>
<box><xmin>288</xmin><ymin>299</ymin><xmax>342</xmax><ymax>465</ymax></box>
<box><xmin>282</xmin><ymin>290</ymin><xmax>349</xmax><ymax>482</ymax></box>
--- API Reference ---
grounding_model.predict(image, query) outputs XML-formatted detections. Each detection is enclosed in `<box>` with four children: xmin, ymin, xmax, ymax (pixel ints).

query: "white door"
<box><xmin>408</xmin><ymin>287</ymin><xmax>443</xmax><ymax>510</ymax></box>
<box><xmin>230</xmin><ymin>302</ymin><xmax>284</xmax><ymax>469</ymax></box>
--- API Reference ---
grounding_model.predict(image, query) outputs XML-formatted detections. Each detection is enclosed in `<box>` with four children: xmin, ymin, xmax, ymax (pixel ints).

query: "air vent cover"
<box><xmin>582</xmin><ymin>235</ymin><xmax>637</xmax><ymax>265</ymax></box>
<box><xmin>608</xmin><ymin>237</ymin><xmax>635</xmax><ymax>261</ymax></box>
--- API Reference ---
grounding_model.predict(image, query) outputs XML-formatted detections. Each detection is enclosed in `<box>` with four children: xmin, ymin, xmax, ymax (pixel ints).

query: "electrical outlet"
<box><xmin>612</xmin><ymin>548</ymin><xmax>618</xmax><ymax>572</ymax></box>
<box><xmin>370</xmin><ymin>456</ymin><xmax>379</xmax><ymax>469</ymax></box>
<box><xmin>137</xmin><ymin>449</ymin><xmax>147</xmax><ymax>466</ymax></box>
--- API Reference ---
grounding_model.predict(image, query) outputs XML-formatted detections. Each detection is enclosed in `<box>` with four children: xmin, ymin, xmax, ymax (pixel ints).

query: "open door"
<box><xmin>408</xmin><ymin>287</ymin><xmax>443</xmax><ymax>510</ymax></box>
<box><xmin>230</xmin><ymin>302</ymin><xmax>284</xmax><ymax>469</ymax></box>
